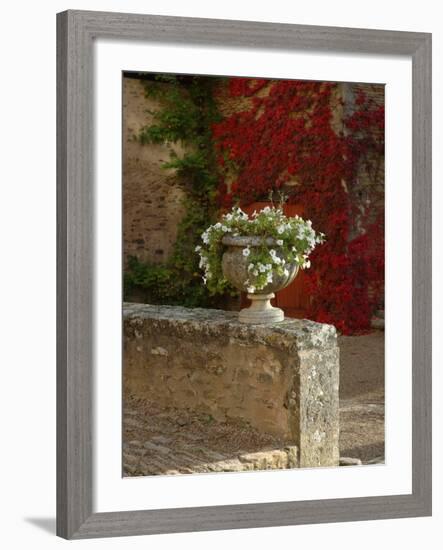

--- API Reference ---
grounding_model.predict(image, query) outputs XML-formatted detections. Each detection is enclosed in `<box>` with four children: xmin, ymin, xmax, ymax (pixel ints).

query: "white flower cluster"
<box><xmin>247</xmin><ymin>261</ymin><xmax>274</xmax><ymax>284</ymax></box>
<box><xmin>251</xmin><ymin>206</ymin><xmax>267</xmax><ymax>216</ymax></box>
<box><xmin>200</xmin><ymin>222</ymin><xmax>232</xmax><ymax>245</ymax></box>
<box><xmin>296</xmin><ymin>219</ymin><xmax>322</xmax><ymax>251</ymax></box>
<box><xmin>223</xmin><ymin>206</ymin><xmax>248</xmax><ymax>223</ymax></box>
<box><xmin>195</xmin><ymin>244</ymin><xmax>211</xmax><ymax>282</ymax></box>
<box><xmin>195</xmin><ymin>204</ymin><xmax>325</xmax><ymax>293</ymax></box>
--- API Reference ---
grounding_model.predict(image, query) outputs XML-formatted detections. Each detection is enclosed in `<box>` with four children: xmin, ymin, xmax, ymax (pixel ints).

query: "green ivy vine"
<box><xmin>124</xmin><ymin>74</ymin><xmax>231</xmax><ymax>307</ymax></box>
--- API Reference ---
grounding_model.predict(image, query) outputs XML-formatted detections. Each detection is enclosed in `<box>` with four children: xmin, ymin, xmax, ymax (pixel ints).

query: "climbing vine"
<box><xmin>212</xmin><ymin>78</ymin><xmax>385</xmax><ymax>333</ymax></box>
<box><xmin>125</xmin><ymin>74</ymin><xmax>385</xmax><ymax>333</ymax></box>
<box><xmin>124</xmin><ymin>74</ymin><xmax>227</xmax><ymax>307</ymax></box>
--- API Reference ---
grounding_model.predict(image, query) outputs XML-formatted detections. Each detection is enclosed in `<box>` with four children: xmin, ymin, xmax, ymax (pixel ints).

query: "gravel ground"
<box><xmin>338</xmin><ymin>332</ymin><xmax>385</xmax><ymax>463</ymax></box>
<box><xmin>123</xmin><ymin>331</ymin><xmax>385</xmax><ymax>475</ymax></box>
<box><xmin>123</xmin><ymin>397</ymin><xmax>297</xmax><ymax>476</ymax></box>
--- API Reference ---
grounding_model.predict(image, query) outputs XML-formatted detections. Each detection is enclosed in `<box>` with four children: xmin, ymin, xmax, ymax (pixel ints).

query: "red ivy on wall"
<box><xmin>212</xmin><ymin>78</ymin><xmax>385</xmax><ymax>334</ymax></box>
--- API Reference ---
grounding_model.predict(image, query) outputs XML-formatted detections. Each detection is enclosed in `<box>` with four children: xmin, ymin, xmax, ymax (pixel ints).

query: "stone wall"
<box><xmin>123</xmin><ymin>303</ymin><xmax>340</xmax><ymax>468</ymax></box>
<box><xmin>343</xmin><ymin>82</ymin><xmax>385</xmax><ymax>234</ymax></box>
<box><xmin>123</xmin><ymin>76</ymin><xmax>187</xmax><ymax>265</ymax></box>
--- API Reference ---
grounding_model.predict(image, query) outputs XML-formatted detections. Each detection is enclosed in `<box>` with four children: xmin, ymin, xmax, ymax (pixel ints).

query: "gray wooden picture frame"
<box><xmin>57</xmin><ymin>9</ymin><xmax>432</xmax><ymax>539</ymax></box>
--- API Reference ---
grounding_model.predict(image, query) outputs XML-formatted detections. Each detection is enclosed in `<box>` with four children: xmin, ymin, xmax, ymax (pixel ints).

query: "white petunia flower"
<box><xmin>195</xmin><ymin>245</ymin><xmax>202</xmax><ymax>252</ymax></box>
<box><xmin>242</xmin><ymin>247</ymin><xmax>251</xmax><ymax>257</ymax></box>
<box><xmin>233</xmin><ymin>207</ymin><xmax>248</xmax><ymax>220</ymax></box>
<box><xmin>247</xmin><ymin>286</ymin><xmax>256</xmax><ymax>293</ymax></box>
<box><xmin>276</xmin><ymin>239</ymin><xmax>283</xmax><ymax>246</ymax></box>
<box><xmin>248</xmin><ymin>263</ymin><xmax>254</xmax><ymax>271</ymax></box>
<box><xmin>199</xmin><ymin>257</ymin><xmax>207</xmax><ymax>268</ymax></box>
<box><xmin>277</xmin><ymin>225</ymin><xmax>285</xmax><ymax>234</ymax></box>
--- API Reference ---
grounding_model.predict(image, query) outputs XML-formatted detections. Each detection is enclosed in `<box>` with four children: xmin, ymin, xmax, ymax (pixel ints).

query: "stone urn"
<box><xmin>221</xmin><ymin>235</ymin><xmax>299</xmax><ymax>324</ymax></box>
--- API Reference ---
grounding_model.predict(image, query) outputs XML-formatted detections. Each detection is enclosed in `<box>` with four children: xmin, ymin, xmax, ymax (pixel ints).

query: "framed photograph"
<box><xmin>57</xmin><ymin>10</ymin><xmax>431</xmax><ymax>539</ymax></box>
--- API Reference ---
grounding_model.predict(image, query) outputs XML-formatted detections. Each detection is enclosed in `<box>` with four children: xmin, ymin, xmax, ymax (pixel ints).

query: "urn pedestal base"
<box><xmin>238</xmin><ymin>293</ymin><xmax>284</xmax><ymax>324</ymax></box>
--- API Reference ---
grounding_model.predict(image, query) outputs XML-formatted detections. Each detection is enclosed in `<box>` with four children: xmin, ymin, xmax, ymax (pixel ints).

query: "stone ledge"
<box><xmin>124</xmin><ymin>302</ymin><xmax>338</xmax><ymax>352</ymax></box>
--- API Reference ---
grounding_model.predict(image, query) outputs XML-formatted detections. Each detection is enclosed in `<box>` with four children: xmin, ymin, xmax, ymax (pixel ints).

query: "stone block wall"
<box><xmin>123</xmin><ymin>76</ymin><xmax>187</xmax><ymax>265</ymax></box>
<box><xmin>342</xmin><ymin>82</ymin><xmax>385</xmax><ymax>232</ymax></box>
<box><xmin>123</xmin><ymin>303</ymin><xmax>340</xmax><ymax>468</ymax></box>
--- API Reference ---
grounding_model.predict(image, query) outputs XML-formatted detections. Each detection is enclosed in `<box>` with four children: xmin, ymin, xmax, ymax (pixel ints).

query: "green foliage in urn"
<box><xmin>196</xmin><ymin>204</ymin><xmax>325</xmax><ymax>295</ymax></box>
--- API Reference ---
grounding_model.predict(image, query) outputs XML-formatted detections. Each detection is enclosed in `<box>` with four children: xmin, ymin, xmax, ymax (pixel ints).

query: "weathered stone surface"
<box><xmin>123</xmin><ymin>303</ymin><xmax>340</xmax><ymax>468</ymax></box>
<box><xmin>123</xmin><ymin>77</ymin><xmax>187</xmax><ymax>266</ymax></box>
<box><xmin>370</xmin><ymin>316</ymin><xmax>385</xmax><ymax>330</ymax></box>
<box><xmin>221</xmin><ymin>235</ymin><xmax>299</xmax><ymax>295</ymax></box>
<box><xmin>340</xmin><ymin>456</ymin><xmax>363</xmax><ymax>466</ymax></box>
